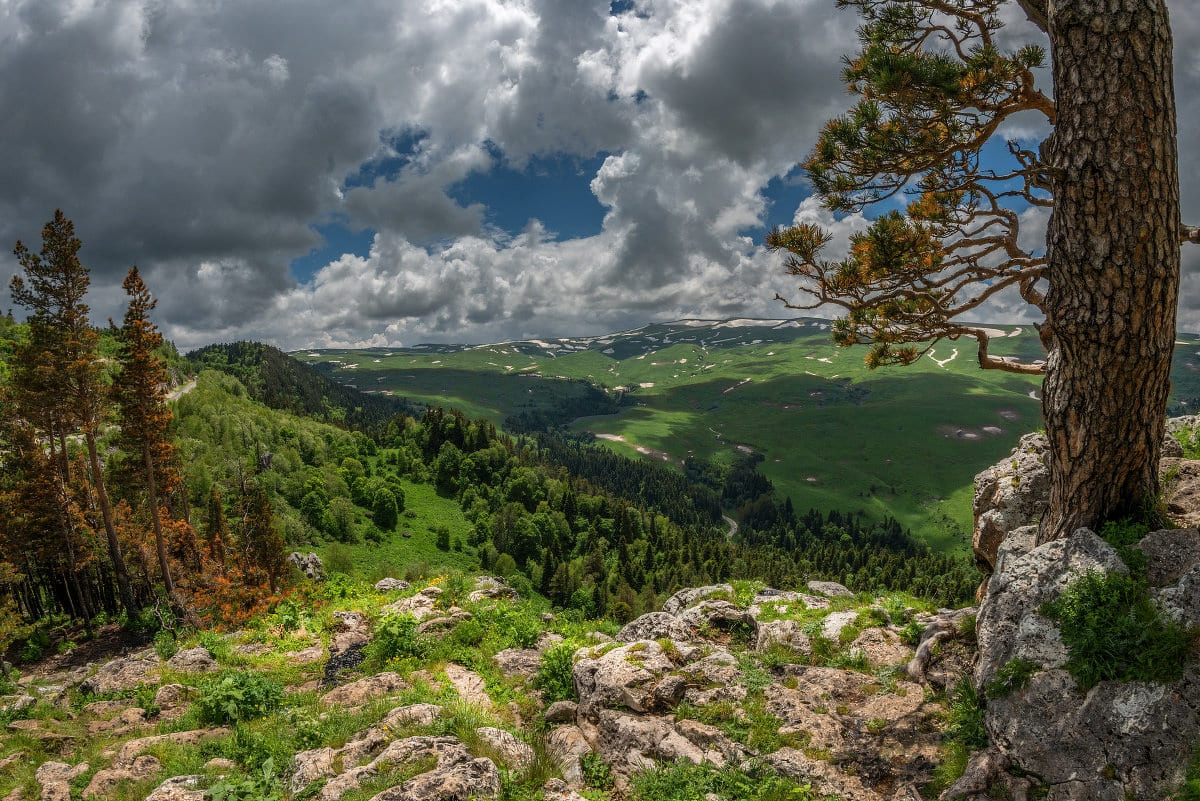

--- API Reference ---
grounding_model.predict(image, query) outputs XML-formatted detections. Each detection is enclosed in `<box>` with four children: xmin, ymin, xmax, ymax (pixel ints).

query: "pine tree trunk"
<box><xmin>144</xmin><ymin>447</ymin><xmax>175</xmax><ymax>595</ymax></box>
<box><xmin>85</xmin><ymin>432</ymin><xmax>138</xmax><ymax>613</ymax></box>
<box><xmin>1038</xmin><ymin>0</ymin><xmax>1180</xmax><ymax>542</ymax></box>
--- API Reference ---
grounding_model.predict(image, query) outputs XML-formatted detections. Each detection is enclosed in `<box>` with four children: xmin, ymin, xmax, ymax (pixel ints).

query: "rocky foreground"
<box><xmin>0</xmin><ymin>573</ymin><xmax>976</xmax><ymax>801</ymax></box>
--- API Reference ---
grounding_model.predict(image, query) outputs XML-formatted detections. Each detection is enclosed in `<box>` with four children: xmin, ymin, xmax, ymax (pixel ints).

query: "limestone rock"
<box><xmin>443</xmin><ymin>664</ymin><xmax>492</xmax><ymax>708</ymax></box>
<box><xmin>546</xmin><ymin>725</ymin><xmax>591</xmax><ymax>786</ymax></box>
<box><xmin>679</xmin><ymin>650</ymin><xmax>745</xmax><ymax>706</ymax></box>
<box><xmin>467</xmin><ymin>576</ymin><xmax>518</xmax><ymax>603</ymax></box>
<box><xmin>81</xmin><ymin>754</ymin><xmax>159</xmax><ymax>799</ymax></box>
<box><xmin>976</xmin><ymin>529</ymin><xmax>1124</xmax><ymax>689</ymax></box>
<box><xmin>333</xmin><ymin>610</ymin><xmax>368</xmax><ymax>631</ymax></box>
<box><xmin>807</xmin><ymin>580</ymin><xmax>853</xmax><ymax>598</ymax></box>
<box><xmin>662</xmin><ymin>585</ymin><xmax>733</xmax><ymax>615</ymax></box>
<box><xmin>972</xmin><ymin>433</ymin><xmax>1050</xmax><ymax>575</ymax></box>
<box><xmin>321</xmin><ymin>672</ymin><xmax>410</xmax><ymax>707</ymax></box>
<box><xmin>374</xmin><ymin>578</ymin><xmax>411</xmax><ymax>592</ymax></box>
<box><xmin>765</xmin><ymin>747</ymin><xmax>886</xmax><ymax>801</ymax></box>
<box><xmin>384</xmin><ymin>586</ymin><xmax>443</xmax><ymax>620</ymax></box>
<box><xmin>142</xmin><ymin>775</ymin><xmax>206</xmax><ymax>801</ymax></box>
<box><xmin>1161</xmin><ymin>460</ymin><xmax>1200</xmax><ymax>527</ymax></box>
<box><xmin>573</xmin><ymin>640</ymin><xmax>678</xmax><ymax>714</ymax></box>
<box><xmin>677</xmin><ymin>600</ymin><xmax>757</xmax><ymax>634</ymax></box>
<box><xmin>85</xmin><ymin>706</ymin><xmax>148</xmax><ymax>737</ymax></box>
<box><xmin>616</xmin><ymin>612</ymin><xmax>696</xmax><ymax>643</ymax></box>
<box><xmin>165</xmin><ymin>647</ymin><xmax>219</xmax><ymax>674</ymax></box>
<box><xmin>754</xmin><ymin>619</ymin><xmax>811</xmax><ymax>654</ymax></box>
<box><xmin>821</xmin><ymin>611</ymin><xmax>859</xmax><ymax>640</ymax></box>
<box><xmin>1134</xmin><ymin>527</ymin><xmax>1200</xmax><ymax>586</ymax></box>
<box><xmin>372</xmin><ymin>755</ymin><xmax>502</xmax><ymax>801</ymax></box>
<box><xmin>288</xmin><ymin>551</ymin><xmax>326</xmax><ymax>581</ymax></box>
<box><xmin>1157</xmin><ymin>563</ymin><xmax>1200</xmax><ymax>627</ymax></box>
<box><xmin>545</xmin><ymin>700</ymin><xmax>578</xmax><ymax>723</ymax></box>
<box><xmin>848</xmin><ymin>627</ymin><xmax>912</xmax><ymax>667</ymax></box>
<box><xmin>417</xmin><ymin>610</ymin><xmax>473</xmax><ymax>635</ymax></box>
<box><xmin>542</xmin><ymin>778</ymin><xmax>589</xmax><ymax>801</ymax></box>
<box><xmin>80</xmin><ymin>652</ymin><xmax>158</xmax><ymax>695</ymax></box>
<box><xmin>475</xmin><ymin>726</ymin><xmax>534</xmax><ymax>769</ymax></box>
<box><xmin>111</xmin><ymin>728</ymin><xmax>231</xmax><ymax>765</ymax></box>
<box><xmin>153</xmin><ymin>684</ymin><xmax>189</xmax><ymax>710</ymax></box>
<box><xmin>493</xmin><ymin>648</ymin><xmax>541</xmax><ymax>677</ymax></box>
<box><xmin>35</xmin><ymin>761</ymin><xmax>88</xmax><ymax>801</ymax></box>
<box><xmin>381</xmin><ymin>703</ymin><xmax>442</xmax><ymax>729</ymax></box>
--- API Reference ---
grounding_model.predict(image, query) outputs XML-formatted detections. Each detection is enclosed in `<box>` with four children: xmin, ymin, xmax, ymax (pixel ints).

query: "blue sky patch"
<box><xmin>289</xmin><ymin>219</ymin><xmax>376</xmax><ymax>284</ymax></box>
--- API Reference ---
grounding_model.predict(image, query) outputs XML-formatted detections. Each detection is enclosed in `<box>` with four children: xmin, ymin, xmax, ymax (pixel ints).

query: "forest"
<box><xmin>0</xmin><ymin>213</ymin><xmax>978</xmax><ymax>667</ymax></box>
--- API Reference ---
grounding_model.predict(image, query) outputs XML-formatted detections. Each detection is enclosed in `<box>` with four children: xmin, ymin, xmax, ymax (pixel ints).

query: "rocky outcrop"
<box><xmin>954</xmin><ymin>521</ymin><xmax>1200</xmax><ymax>801</ymax></box>
<box><xmin>79</xmin><ymin>652</ymin><xmax>158</xmax><ymax>695</ymax></box>
<box><xmin>288</xmin><ymin>551</ymin><xmax>326</xmax><ymax>581</ymax></box>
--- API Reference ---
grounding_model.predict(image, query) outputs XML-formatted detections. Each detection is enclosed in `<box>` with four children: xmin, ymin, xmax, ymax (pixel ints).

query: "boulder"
<box><xmin>417</xmin><ymin>611</ymin><xmax>474</xmax><ymax>635</ymax></box>
<box><xmin>82</xmin><ymin>754</ymin><xmax>159</xmax><ymax>799</ymax></box>
<box><xmin>573</xmin><ymin>641</ymin><xmax>679</xmax><ymax>714</ymax></box>
<box><xmin>754</xmin><ymin>619</ymin><xmax>811</xmax><ymax>654</ymax></box>
<box><xmin>165</xmin><ymin>646</ymin><xmax>219</xmax><ymax>674</ymax></box>
<box><xmin>467</xmin><ymin>576</ymin><xmax>518</xmax><ymax>603</ymax></box>
<box><xmin>1134</xmin><ymin>527</ymin><xmax>1200</xmax><ymax>586</ymax></box>
<box><xmin>375</xmin><ymin>755</ymin><xmax>502</xmax><ymax>801</ymax></box>
<box><xmin>374</xmin><ymin>578</ymin><xmax>411</xmax><ymax>592</ymax></box>
<box><xmin>546</xmin><ymin>724</ymin><xmax>592</xmax><ymax>786</ymax></box>
<box><xmin>975</xmin><ymin>529</ymin><xmax>1124</xmax><ymax>689</ymax></box>
<box><xmin>545</xmin><ymin>700</ymin><xmax>578</xmax><ymax>723</ymax></box>
<box><xmin>1162</xmin><ymin>459</ymin><xmax>1200</xmax><ymax>528</ymax></box>
<box><xmin>143</xmin><ymin>775</ymin><xmax>206</xmax><ymax>801</ymax></box>
<box><xmin>384</xmin><ymin>586</ymin><xmax>443</xmax><ymax>620</ymax></box>
<box><xmin>321</xmin><ymin>672</ymin><xmax>410</xmax><ymax>708</ymax></box>
<box><xmin>381</xmin><ymin>703</ymin><xmax>443</xmax><ymax>729</ymax></box>
<box><xmin>542</xmin><ymin>777</ymin><xmax>589</xmax><ymax>801</ymax></box>
<box><xmin>676</xmin><ymin>600</ymin><xmax>757</xmax><ymax>634</ymax></box>
<box><xmin>288</xmin><ymin>551</ymin><xmax>326</xmax><ymax>581</ymax></box>
<box><xmin>806</xmin><ymin>580</ymin><xmax>853</xmax><ymax>598</ymax></box>
<box><xmin>848</xmin><ymin>627</ymin><xmax>912</xmax><ymax>667</ymax></box>
<box><xmin>80</xmin><ymin>652</ymin><xmax>158</xmax><ymax>695</ymax></box>
<box><xmin>493</xmin><ymin>648</ymin><xmax>542</xmax><ymax>678</ymax></box>
<box><xmin>443</xmin><ymin>664</ymin><xmax>492</xmax><ymax>709</ymax></box>
<box><xmin>332</xmin><ymin>610</ymin><xmax>368</xmax><ymax>631</ymax></box>
<box><xmin>616</xmin><ymin>612</ymin><xmax>695</xmax><ymax>643</ymax></box>
<box><xmin>821</xmin><ymin>611</ymin><xmax>859</xmax><ymax>641</ymax></box>
<box><xmin>475</xmin><ymin>726</ymin><xmax>534</xmax><ymax>769</ymax></box>
<box><xmin>662</xmin><ymin>584</ymin><xmax>733</xmax><ymax>615</ymax></box>
<box><xmin>35</xmin><ymin>761</ymin><xmax>88</xmax><ymax>801</ymax></box>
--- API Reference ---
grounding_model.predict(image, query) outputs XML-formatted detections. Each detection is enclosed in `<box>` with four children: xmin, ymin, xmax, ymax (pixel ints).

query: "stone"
<box><xmin>142</xmin><ymin>775</ymin><xmax>206</xmax><ymax>801</ymax></box>
<box><xmin>677</xmin><ymin>600</ymin><xmax>757</xmax><ymax>634</ymax></box>
<box><xmin>545</xmin><ymin>725</ymin><xmax>592</xmax><ymax>786</ymax></box>
<box><xmin>1161</xmin><ymin>460</ymin><xmax>1200</xmax><ymax>528</ymax></box>
<box><xmin>417</xmin><ymin>611</ymin><xmax>473</xmax><ymax>635</ymax></box>
<box><xmin>372</xmin><ymin>755</ymin><xmax>502</xmax><ymax>801</ymax></box>
<box><xmin>806</xmin><ymin>580</ymin><xmax>854</xmax><ymax>598</ymax></box>
<box><xmin>443</xmin><ymin>664</ymin><xmax>492</xmax><ymax>709</ymax></box>
<box><xmin>153</xmin><ymin>683</ymin><xmax>189</xmax><ymax>709</ymax></box>
<box><xmin>680</xmin><ymin>650</ymin><xmax>745</xmax><ymax>706</ymax></box>
<box><xmin>1157</xmin><ymin>563</ymin><xmax>1200</xmax><ymax>627</ymax></box>
<box><xmin>572</xmin><ymin>640</ymin><xmax>678</xmax><ymax>714</ymax></box>
<box><xmin>85</xmin><ymin>706</ymin><xmax>148</xmax><ymax>736</ymax></box>
<box><xmin>847</xmin><ymin>628</ymin><xmax>912</xmax><ymax>667</ymax></box>
<box><xmin>975</xmin><ymin>528</ymin><xmax>1125</xmax><ymax>689</ymax></box>
<box><xmin>493</xmin><ymin>648</ymin><xmax>542</xmax><ymax>677</ymax></box>
<box><xmin>754</xmin><ymin>619</ymin><xmax>811</xmax><ymax>654</ymax></box>
<box><xmin>821</xmin><ymin>611</ymin><xmax>859</xmax><ymax>640</ymax></box>
<box><xmin>289</xmin><ymin>643</ymin><xmax>327</xmax><ymax>664</ymax></box>
<box><xmin>972</xmin><ymin>433</ymin><xmax>1051</xmax><ymax>575</ymax></box>
<box><xmin>82</xmin><ymin>754</ymin><xmax>160</xmax><ymax>799</ymax></box>
<box><xmin>333</xmin><ymin>610</ymin><xmax>368</xmax><ymax>631</ymax></box>
<box><xmin>1</xmin><ymin>693</ymin><xmax>36</xmax><ymax>715</ymax></box>
<box><xmin>467</xmin><ymin>576</ymin><xmax>518</xmax><ymax>603</ymax></box>
<box><xmin>542</xmin><ymin>777</ymin><xmax>589</xmax><ymax>801</ymax></box>
<box><xmin>321</xmin><ymin>672</ymin><xmax>410</xmax><ymax>707</ymax></box>
<box><xmin>545</xmin><ymin>700</ymin><xmax>578</xmax><ymax>723</ymax></box>
<box><xmin>1135</xmin><ymin>527</ymin><xmax>1200</xmax><ymax>586</ymax></box>
<box><xmin>616</xmin><ymin>612</ymin><xmax>696</xmax><ymax>643</ymax></box>
<box><xmin>35</xmin><ymin>761</ymin><xmax>88</xmax><ymax>801</ymax></box>
<box><xmin>111</xmin><ymin>728</ymin><xmax>231</xmax><ymax>765</ymax></box>
<box><xmin>662</xmin><ymin>584</ymin><xmax>733</xmax><ymax>615</ymax></box>
<box><xmin>381</xmin><ymin>703</ymin><xmax>443</xmax><ymax>729</ymax></box>
<box><xmin>765</xmin><ymin>747</ymin><xmax>885</xmax><ymax>801</ymax></box>
<box><xmin>384</xmin><ymin>586</ymin><xmax>443</xmax><ymax>620</ymax></box>
<box><xmin>475</xmin><ymin>726</ymin><xmax>534</xmax><ymax>769</ymax></box>
<box><xmin>165</xmin><ymin>646</ymin><xmax>219</xmax><ymax>674</ymax></box>
<box><xmin>79</xmin><ymin>652</ymin><xmax>158</xmax><ymax>695</ymax></box>
<box><xmin>374</xmin><ymin>578</ymin><xmax>411</xmax><ymax>592</ymax></box>
<box><xmin>288</xmin><ymin>551</ymin><xmax>326</xmax><ymax>581</ymax></box>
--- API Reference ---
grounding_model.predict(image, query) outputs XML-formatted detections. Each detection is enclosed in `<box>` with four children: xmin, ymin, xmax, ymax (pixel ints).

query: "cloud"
<box><xmin>0</xmin><ymin>0</ymin><xmax>1196</xmax><ymax>350</ymax></box>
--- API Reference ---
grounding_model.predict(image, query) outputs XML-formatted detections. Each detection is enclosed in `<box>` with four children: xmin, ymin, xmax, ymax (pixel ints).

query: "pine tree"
<box><xmin>10</xmin><ymin>211</ymin><xmax>136</xmax><ymax>613</ymax></box>
<box><xmin>112</xmin><ymin>266</ymin><xmax>178</xmax><ymax>598</ymax></box>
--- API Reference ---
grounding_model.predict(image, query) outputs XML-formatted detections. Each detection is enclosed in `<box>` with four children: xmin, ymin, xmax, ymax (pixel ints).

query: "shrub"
<box><xmin>534</xmin><ymin>643</ymin><xmax>577</xmax><ymax>704</ymax></box>
<box><xmin>154</xmin><ymin>629</ymin><xmax>179</xmax><ymax>660</ymax></box>
<box><xmin>629</xmin><ymin>761</ymin><xmax>815</xmax><ymax>801</ymax></box>
<box><xmin>366</xmin><ymin>613</ymin><xmax>426</xmax><ymax>664</ymax></box>
<box><xmin>195</xmin><ymin>671</ymin><xmax>283</xmax><ymax>725</ymax></box>
<box><xmin>1042</xmin><ymin>570</ymin><xmax>1195</xmax><ymax>689</ymax></box>
<box><xmin>207</xmin><ymin>757</ymin><xmax>284</xmax><ymax>801</ymax></box>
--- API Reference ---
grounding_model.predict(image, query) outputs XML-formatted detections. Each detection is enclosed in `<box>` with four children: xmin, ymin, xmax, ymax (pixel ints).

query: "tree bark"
<box><xmin>1039</xmin><ymin>0</ymin><xmax>1180</xmax><ymax>542</ymax></box>
<box><xmin>85</xmin><ymin>432</ymin><xmax>138</xmax><ymax>613</ymax></box>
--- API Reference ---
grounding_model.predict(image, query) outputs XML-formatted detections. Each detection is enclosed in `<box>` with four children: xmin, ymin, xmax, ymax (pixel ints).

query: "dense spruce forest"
<box><xmin>0</xmin><ymin>217</ymin><xmax>978</xmax><ymax>667</ymax></box>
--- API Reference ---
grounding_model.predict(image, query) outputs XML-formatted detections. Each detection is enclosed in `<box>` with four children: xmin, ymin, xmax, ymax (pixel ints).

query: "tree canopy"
<box><xmin>769</xmin><ymin>0</ymin><xmax>1196</xmax><ymax>540</ymax></box>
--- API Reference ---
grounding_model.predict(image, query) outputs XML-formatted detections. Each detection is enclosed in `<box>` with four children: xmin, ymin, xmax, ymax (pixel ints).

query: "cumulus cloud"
<box><xmin>0</xmin><ymin>0</ymin><xmax>1196</xmax><ymax>349</ymax></box>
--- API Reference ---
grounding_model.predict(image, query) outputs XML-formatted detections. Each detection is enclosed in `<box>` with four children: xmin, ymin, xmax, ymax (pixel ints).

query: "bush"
<box><xmin>366</xmin><ymin>613</ymin><xmax>427</xmax><ymax>664</ymax></box>
<box><xmin>207</xmin><ymin>757</ymin><xmax>284</xmax><ymax>801</ymax></box>
<box><xmin>1042</xmin><ymin>570</ymin><xmax>1195</xmax><ymax>689</ymax></box>
<box><xmin>195</xmin><ymin>671</ymin><xmax>283</xmax><ymax>725</ymax></box>
<box><xmin>534</xmin><ymin>643</ymin><xmax>577</xmax><ymax>704</ymax></box>
<box><xmin>629</xmin><ymin>761</ymin><xmax>815</xmax><ymax>801</ymax></box>
<box><xmin>154</xmin><ymin>629</ymin><xmax>179</xmax><ymax>660</ymax></box>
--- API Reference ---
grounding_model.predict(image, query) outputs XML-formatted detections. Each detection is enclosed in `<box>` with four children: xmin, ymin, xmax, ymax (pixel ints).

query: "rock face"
<box><xmin>959</xmin><ymin>522</ymin><xmax>1200</xmax><ymax>801</ymax></box>
<box><xmin>288</xmin><ymin>551</ymin><xmax>326</xmax><ymax>581</ymax></box>
<box><xmin>971</xmin><ymin>433</ymin><xmax>1051</xmax><ymax>575</ymax></box>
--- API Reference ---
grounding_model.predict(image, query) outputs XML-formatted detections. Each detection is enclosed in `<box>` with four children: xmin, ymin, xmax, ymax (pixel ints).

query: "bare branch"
<box><xmin>1184</xmin><ymin>225</ymin><xmax>1200</xmax><ymax>245</ymax></box>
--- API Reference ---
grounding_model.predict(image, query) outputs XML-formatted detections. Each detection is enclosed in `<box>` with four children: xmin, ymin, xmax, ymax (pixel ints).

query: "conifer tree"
<box><xmin>239</xmin><ymin>482</ymin><xmax>287</xmax><ymax>594</ymax></box>
<box><xmin>10</xmin><ymin>211</ymin><xmax>136</xmax><ymax>612</ymax></box>
<box><xmin>112</xmin><ymin>266</ymin><xmax>177</xmax><ymax>597</ymax></box>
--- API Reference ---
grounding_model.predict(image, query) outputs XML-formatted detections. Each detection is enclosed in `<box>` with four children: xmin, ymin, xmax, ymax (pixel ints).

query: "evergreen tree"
<box><xmin>112</xmin><ymin>266</ymin><xmax>178</xmax><ymax>597</ymax></box>
<box><xmin>10</xmin><ymin>211</ymin><xmax>135</xmax><ymax>613</ymax></box>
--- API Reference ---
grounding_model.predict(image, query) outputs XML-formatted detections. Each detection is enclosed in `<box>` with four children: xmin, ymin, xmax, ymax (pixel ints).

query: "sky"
<box><xmin>1</xmin><ymin>0</ymin><xmax>1198</xmax><ymax>352</ymax></box>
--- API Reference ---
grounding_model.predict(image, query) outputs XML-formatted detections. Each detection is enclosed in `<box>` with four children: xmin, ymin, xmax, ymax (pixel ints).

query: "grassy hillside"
<box><xmin>292</xmin><ymin>320</ymin><xmax>1043</xmax><ymax>552</ymax></box>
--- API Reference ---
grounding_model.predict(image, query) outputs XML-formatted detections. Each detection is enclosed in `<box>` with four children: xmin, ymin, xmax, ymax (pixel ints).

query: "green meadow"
<box><xmin>295</xmin><ymin>319</ymin><xmax>1200</xmax><ymax>554</ymax></box>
